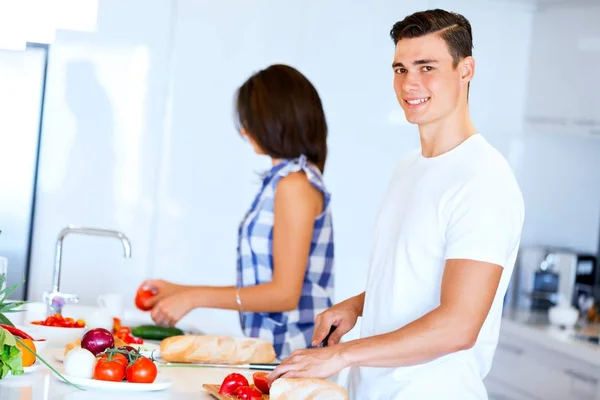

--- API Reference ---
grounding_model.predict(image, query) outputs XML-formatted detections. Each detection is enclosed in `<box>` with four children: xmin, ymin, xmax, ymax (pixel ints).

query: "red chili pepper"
<box><xmin>0</xmin><ymin>324</ymin><xmax>35</xmax><ymax>340</ymax></box>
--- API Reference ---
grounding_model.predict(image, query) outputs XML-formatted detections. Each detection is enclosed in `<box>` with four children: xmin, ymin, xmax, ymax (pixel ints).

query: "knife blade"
<box><xmin>156</xmin><ymin>361</ymin><xmax>279</xmax><ymax>371</ymax></box>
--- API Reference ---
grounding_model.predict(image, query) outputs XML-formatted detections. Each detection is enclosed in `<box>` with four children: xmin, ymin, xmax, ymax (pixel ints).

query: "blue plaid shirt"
<box><xmin>236</xmin><ymin>155</ymin><xmax>334</xmax><ymax>359</ymax></box>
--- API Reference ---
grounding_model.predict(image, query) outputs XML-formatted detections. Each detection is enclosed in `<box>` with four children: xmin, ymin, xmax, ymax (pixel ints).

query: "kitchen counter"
<box><xmin>500</xmin><ymin>308</ymin><xmax>600</xmax><ymax>367</ymax></box>
<box><xmin>0</xmin><ymin>345</ymin><xmax>252</xmax><ymax>400</ymax></box>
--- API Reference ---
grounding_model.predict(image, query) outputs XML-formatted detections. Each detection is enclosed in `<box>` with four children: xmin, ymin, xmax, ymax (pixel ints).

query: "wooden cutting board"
<box><xmin>203</xmin><ymin>384</ymin><xmax>269</xmax><ymax>399</ymax></box>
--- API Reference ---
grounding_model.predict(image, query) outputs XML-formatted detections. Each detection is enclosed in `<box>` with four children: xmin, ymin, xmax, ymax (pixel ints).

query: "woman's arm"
<box><xmin>148</xmin><ymin>171</ymin><xmax>324</xmax><ymax>315</ymax></box>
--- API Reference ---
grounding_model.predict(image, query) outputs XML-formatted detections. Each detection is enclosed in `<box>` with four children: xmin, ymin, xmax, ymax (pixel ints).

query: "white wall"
<box><xmin>34</xmin><ymin>0</ymin><xmax>600</xmax><ymax>339</ymax></box>
<box><xmin>518</xmin><ymin>4</ymin><xmax>600</xmax><ymax>254</ymax></box>
<box><xmin>28</xmin><ymin>0</ymin><xmax>172</xmax><ymax>308</ymax></box>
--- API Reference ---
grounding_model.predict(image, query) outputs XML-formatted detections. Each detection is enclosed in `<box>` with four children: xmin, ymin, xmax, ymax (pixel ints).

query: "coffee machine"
<box><xmin>509</xmin><ymin>246</ymin><xmax>598</xmax><ymax>312</ymax></box>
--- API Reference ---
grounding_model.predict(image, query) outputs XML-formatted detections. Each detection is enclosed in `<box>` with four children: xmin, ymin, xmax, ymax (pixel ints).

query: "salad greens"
<box><xmin>0</xmin><ymin>326</ymin><xmax>23</xmax><ymax>378</ymax></box>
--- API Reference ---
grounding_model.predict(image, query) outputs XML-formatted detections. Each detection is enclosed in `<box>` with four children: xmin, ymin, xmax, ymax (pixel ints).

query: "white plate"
<box><xmin>53</xmin><ymin>371</ymin><xmax>172</xmax><ymax>392</ymax></box>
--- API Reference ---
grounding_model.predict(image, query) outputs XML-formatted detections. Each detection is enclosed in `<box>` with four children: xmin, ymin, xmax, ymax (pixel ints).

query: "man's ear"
<box><xmin>460</xmin><ymin>56</ymin><xmax>475</xmax><ymax>84</ymax></box>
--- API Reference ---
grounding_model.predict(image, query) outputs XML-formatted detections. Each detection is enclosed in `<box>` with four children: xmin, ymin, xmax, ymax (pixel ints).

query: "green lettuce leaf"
<box><xmin>0</xmin><ymin>327</ymin><xmax>23</xmax><ymax>379</ymax></box>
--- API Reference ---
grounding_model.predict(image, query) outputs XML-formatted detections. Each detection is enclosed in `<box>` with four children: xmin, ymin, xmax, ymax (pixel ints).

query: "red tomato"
<box><xmin>99</xmin><ymin>353</ymin><xmax>128</xmax><ymax>368</ymax></box>
<box><xmin>252</xmin><ymin>372</ymin><xmax>270</xmax><ymax>394</ymax></box>
<box><xmin>234</xmin><ymin>385</ymin><xmax>263</xmax><ymax>400</ymax></box>
<box><xmin>135</xmin><ymin>285</ymin><xmax>157</xmax><ymax>311</ymax></box>
<box><xmin>126</xmin><ymin>357</ymin><xmax>157</xmax><ymax>384</ymax></box>
<box><xmin>219</xmin><ymin>373</ymin><xmax>249</xmax><ymax>395</ymax></box>
<box><xmin>93</xmin><ymin>359</ymin><xmax>126</xmax><ymax>382</ymax></box>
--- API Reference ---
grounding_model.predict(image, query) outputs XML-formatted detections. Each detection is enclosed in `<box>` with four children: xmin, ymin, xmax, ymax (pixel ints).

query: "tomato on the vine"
<box><xmin>98</xmin><ymin>353</ymin><xmax>128</xmax><ymax>368</ymax></box>
<box><xmin>93</xmin><ymin>359</ymin><xmax>126</xmax><ymax>382</ymax></box>
<box><xmin>126</xmin><ymin>356</ymin><xmax>157</xmax><ymax>384</ymax></box>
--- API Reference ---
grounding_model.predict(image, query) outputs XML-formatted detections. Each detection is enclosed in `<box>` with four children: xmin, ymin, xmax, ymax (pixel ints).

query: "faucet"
<box><xmin>43</xmin><ymin>225</ymin><xmax>132</xmax><ymax>316</ymax></box>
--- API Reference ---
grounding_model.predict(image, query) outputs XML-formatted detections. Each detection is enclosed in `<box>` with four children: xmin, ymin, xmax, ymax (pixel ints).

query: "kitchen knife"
<box><xmin>156</xmin><ymin>361</ymin><xmax>279</xmax><ymax>371</ymax></box>
<box><xmin>315</xmin><ymin>325</ymin><xmax>337</xmax><ymax>348</ymax></box>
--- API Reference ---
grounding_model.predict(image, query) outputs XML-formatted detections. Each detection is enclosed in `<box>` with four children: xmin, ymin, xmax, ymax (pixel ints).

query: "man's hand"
<box><xmin>311</xmin><ymin>293</ymin><xmax>364</xmax><ymax>347</ymax></box>
<box><xmin>268</xmin><ymin>346</ymin><xmax>348</xmax><ymax>386</ymax></box>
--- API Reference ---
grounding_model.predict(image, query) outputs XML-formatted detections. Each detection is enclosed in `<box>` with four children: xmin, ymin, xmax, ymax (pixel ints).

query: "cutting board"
<box><xmin>203</xmin><ymin>384</ymin><xmax>269</xmax><ymax>399</ymax></box>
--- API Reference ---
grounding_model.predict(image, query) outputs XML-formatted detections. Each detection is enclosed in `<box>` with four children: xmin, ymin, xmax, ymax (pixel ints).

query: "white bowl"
<box><xmin>32</xmin><ymin>339</ymin><xmax>48</xmax><ymax>352</ymax></box>
<box><xmin>26</xmin><ymin>323</ymin><xmax>86</xmax><ymax>347</ymax></box>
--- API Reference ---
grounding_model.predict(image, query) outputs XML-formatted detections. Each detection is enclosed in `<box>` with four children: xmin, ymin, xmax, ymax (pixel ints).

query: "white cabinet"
<box><xmin>523</xmin><ymin>5</ymin><xmax>600</xmax><ymax>136</ymax></box>
<box><xmin>485</xmin><ymin>331</ymin><xmax>600</xmax><ymax>400</ymax></box>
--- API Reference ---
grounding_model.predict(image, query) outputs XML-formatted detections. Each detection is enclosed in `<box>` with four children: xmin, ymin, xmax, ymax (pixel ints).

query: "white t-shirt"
<box><xmin>347</xmin><ymin>134</ymin><xmax>525</xmax><ymax>400</ymax></box>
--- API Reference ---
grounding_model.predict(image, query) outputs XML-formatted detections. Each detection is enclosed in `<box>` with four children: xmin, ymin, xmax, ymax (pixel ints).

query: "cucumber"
<box><xmin>131</xmin><ymin>325</ymin><xmax>184</xmax><ymax>340</ymax></box>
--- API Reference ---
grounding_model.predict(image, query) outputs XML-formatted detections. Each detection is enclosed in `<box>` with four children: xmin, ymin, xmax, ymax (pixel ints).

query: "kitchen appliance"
<box><xmin>510</xmin><ymin>246</ymin><xmax>598</xmax><ymax>312</ymax></box>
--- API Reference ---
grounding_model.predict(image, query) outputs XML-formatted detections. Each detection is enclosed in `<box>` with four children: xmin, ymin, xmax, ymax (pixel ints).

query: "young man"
<box><xmin>269</xmin><ymin>9</ymin><xmax>525</xmax><ymax>399</ymax></box>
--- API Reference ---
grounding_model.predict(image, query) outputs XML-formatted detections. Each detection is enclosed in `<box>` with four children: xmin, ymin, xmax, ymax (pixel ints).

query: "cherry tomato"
<box><xmin>126</xmin><ymin>356</ymin><xmax>158</xmax><ymax>384</ymax></box>
<box><xmin>135</xmin><ymin>285</ymin><xmax>157</xmax><ymax>311</ymax></box>
<box><xmin>252</xmin><ymin>372</ymin><xmax>270</xmax><ymax>394</ymax></box>
<box><xmin>93</xmin><ymin>359</ymin><xmax>126</xmax><ymax>382</ymax></box>
<box><xmin>99</xmin><ymin>353</ymin><xmax>128</xmax><ymax>368</ymax></box>
<box><xmin>219</xmin><ymin>373</ymin><xmax>249</xmax><ymax>395</ymax></box>
<box><xmin>234</xmin><ymin>385</ymin><xmax>263</xmax><ymax>400</ymax></box>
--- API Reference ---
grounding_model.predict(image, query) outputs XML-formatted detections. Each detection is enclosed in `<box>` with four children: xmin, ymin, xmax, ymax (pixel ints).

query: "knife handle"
<box><xmin>318</xmin><ymin>325</ymin><xmax>337</xmax><ymax>347</ymax></box>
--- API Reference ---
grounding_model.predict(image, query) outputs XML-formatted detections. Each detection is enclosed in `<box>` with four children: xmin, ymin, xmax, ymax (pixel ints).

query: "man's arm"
<box><xmin>339</xmin><ymin>259</ymin><xmax>502</xmax><ymax>368</ymax></box>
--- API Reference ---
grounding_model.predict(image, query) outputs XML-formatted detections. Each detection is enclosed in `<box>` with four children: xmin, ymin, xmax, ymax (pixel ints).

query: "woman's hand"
<box><xmin>149</xmin><ymin>289</ymin><xmax>197</xmax><ymax>327</ymax></box>
<box><xmin>140</xmin><ymin>279</ymin><xmax>182</xmax><ymax>308</ymax></box>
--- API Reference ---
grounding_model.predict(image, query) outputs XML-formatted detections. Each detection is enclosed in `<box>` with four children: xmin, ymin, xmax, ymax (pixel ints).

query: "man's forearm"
<box><xmin>350</xmin><ymin>292</ymin><xmax>366</xmax><ymax>317</ymax></box>
<box><xmin>339</xmin><ymin>306</ymin><xmax>475</xmax><ymax>368</ymax></box>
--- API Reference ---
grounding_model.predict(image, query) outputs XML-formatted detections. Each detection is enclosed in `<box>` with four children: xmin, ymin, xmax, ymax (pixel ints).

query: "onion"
<box><xmin>80</xmin><ymin>328</ymin><xmax>115</xmax><ymax>356</ymax></box>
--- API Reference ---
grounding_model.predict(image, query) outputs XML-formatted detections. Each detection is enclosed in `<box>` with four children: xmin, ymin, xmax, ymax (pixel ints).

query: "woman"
<box><xmin>140</xmin><ymin>64</ymin><xmax>334</xmax><ymax>358</ymax></box>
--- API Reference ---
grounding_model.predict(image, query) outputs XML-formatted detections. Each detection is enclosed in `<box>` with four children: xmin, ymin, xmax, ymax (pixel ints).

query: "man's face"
<box><xmin>392</xmin><ymin>33</ymin><xmax>473</xmax><ymax>126</ymax></box>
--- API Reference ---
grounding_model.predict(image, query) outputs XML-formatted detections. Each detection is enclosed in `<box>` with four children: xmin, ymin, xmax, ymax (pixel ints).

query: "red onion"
<box><xmin>80</xmin><ymin>328</ymin><xmax>115</xmax><ymax>356</ymax></box>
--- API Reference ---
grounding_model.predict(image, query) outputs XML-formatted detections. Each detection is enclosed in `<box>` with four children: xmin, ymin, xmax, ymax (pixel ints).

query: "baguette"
<box><xmin>159</xmin><ymin>335</ymin><xmax>277</xmax><ymax>364</ymax></box>
<box><xmin>269</xmin><ymin>378</ymin><xmax>349</xmax><ymax>400</ymax></box>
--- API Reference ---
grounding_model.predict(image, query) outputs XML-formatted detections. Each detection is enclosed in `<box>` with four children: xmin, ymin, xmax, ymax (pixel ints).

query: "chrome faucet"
<box><xmin>43</xmin><ymin>225</ymin><xmax>132</xmax><ymax>316</ymax></box>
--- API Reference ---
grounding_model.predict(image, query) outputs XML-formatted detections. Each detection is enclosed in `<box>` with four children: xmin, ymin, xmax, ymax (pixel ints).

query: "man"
<box><xmin>269</xmin><ymin>8</ymin><xmax>525</xmax><ymax>399</ymax></box>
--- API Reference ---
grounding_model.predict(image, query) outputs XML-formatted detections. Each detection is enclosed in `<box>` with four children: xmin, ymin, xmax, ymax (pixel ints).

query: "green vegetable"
<box><xmin>132</xmin><ymin>325</ymin><xmax>184</xmax><ymax>340</ymax></box>
<box><xmin>0</xmin><ymin>273</ymin><xmax>26</xmax><ymax>327</ymax></box>
<box><xmin>0</xmin><ymin>314</ymin><xmax>13</xmax><ymax>327</ymax></box>
<box><xmin>0</xmin><ymin>327</ymin><xmax>23</xmax><ymax>378</ymax></box>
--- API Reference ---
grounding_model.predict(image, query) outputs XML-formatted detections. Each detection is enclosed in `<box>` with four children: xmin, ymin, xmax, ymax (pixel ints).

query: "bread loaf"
<box><xmin>269</xmin><ymin>378</ymin><xmax>348</xmax><ymax>400</ymax></box>
<box><xmin>159</xmin><ymin>335</ymin><xmax>277</xmax><ymax>364</ymax></box>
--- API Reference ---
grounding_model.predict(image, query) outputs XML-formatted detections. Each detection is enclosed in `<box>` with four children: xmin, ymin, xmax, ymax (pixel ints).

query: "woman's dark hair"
<box><xmin>235</xmin><ymin>64</ymin><xmax>328</xmax><ymax>172</ymax></box>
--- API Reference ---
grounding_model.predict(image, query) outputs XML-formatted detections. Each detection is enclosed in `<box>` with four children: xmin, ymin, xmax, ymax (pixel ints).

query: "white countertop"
<box><xmin>0</xmin><ymin>345</ymin><xmax>254</xmax><ymax>400</ymax></box>
<box><xmin>500</xmin><ymin>308</ymin><xmax>600</xmax><ymax>367</ymax></box>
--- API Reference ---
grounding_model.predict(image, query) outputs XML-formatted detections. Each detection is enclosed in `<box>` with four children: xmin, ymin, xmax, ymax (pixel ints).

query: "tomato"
<box><xmin>126</xmin><ymin>357</ymin><xmax>157</xmax><ymax>384</ymax></box>
<box><xmin>234</xmin><ymin>385</ymin><xmax>263</xmax><ymax>400</ymax></box>
<box><xmin>252</xmin><ymin>372</ymin><xmax>270</xmax><ymax>394</ymax></box>
<box><xmin>30</xmin><ymin>313</ymin><xmax>85</xmax><ymax>328</ymax></box>
<box><xmin>219</xmin><ymin>373</ymin><xmax>249</xmax><ymax>395</ymax></box>
<box><xmin>99</xmin><ymin>353</ymin><xmax>128</xmax><ymax>368</ymax></box>
<box><xmin>93</xmin><ymin>359</ymin><xmax>126</xmax><ymax>382</ymax></box>
<box><xmin>135</xmin><ymin>285</ymin><xmax>157</xmax><ymax>311</ymax></box>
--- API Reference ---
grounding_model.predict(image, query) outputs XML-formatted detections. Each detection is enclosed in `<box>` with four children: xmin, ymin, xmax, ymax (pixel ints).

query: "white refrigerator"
<box><xmin>0</xmin><ymin>45</ymin><xmax>48</xmax><ymax>300</ymax></box>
